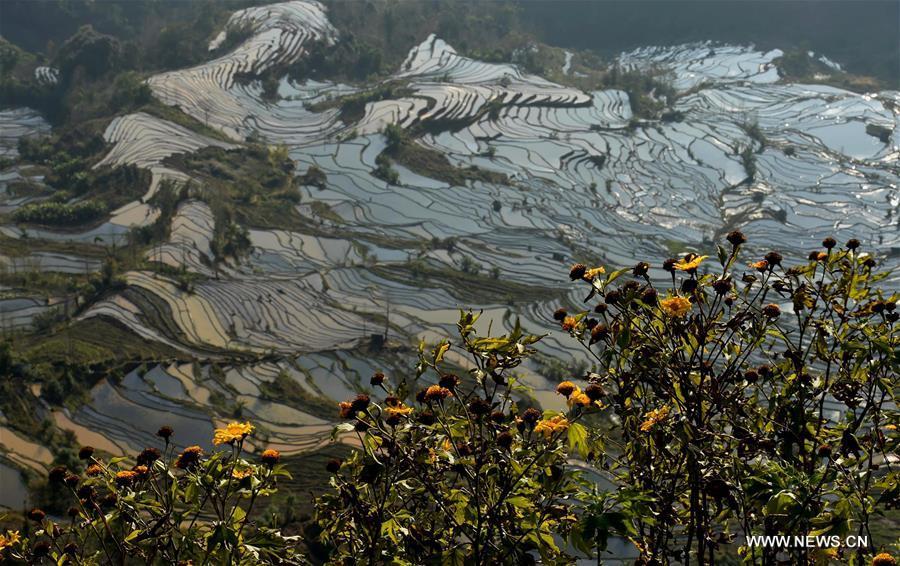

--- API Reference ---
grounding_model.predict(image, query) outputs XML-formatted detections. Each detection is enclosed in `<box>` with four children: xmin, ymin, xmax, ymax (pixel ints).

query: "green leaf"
<box><xmin>567</xmin><ymin>422</ymin><xmax>590</xmax><ymax>458</ymax></box>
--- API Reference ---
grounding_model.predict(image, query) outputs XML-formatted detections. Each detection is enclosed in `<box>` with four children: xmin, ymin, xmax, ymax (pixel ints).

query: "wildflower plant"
<box><xmin>2</xmin><ymin>424</ymin><xmax>295</xmax><ymax>564</ymax></box>
<box><xmin>561</xmin><ymin>235</ymin><xmax>898</xmax><ymax>564</ymax></box>
<box><xmin>316</xmin><ymin>313</ymin><xmax>596</xmax><ymax>565</ymax></box>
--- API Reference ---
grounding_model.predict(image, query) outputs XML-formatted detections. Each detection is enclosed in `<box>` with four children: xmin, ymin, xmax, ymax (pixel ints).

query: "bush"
<box><xmin>3</xmin><ymin>423</ymin><xmax>295</xmax><ymax>564</ymax></box>
<box><xmin>316</xmin><ymin>314</ymin><xmax>592</xmax><ymax>563</ymax></box>
<box><xmin>560</xmin><ymin>234</ymin><xmax>897</xmax><ymax>564</ymax></box>
<box><xmin>13</xmin><ymin>200</ymin><xmax>108</xmax><ymax>226</ymax></box>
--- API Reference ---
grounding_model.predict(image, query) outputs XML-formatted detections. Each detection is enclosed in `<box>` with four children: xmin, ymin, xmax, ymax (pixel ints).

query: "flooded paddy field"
<box><xmin>0</xmin><ymin>0</ymin><xmax>896</xmax><ymax>517</ymax></box>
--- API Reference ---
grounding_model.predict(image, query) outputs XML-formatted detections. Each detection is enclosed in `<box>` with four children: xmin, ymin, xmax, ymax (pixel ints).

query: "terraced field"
<box><xmin>1</xmin><ymin>0</ymin><xmax>897</xmax><ymax>518</ymax></box>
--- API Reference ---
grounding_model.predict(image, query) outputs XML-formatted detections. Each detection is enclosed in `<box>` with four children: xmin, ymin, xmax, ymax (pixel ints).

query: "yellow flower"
<box><xmin>674</xmin><ymin>254</ymin><xmax>708</xmax><ymax>271</ymax></box>
<box><xmin>584</xmin><ymin>266</ymin><xmax>606</xmax><ymax>281</ymax></box>
<box><xmin>873</xmin><ymin>553</ymin><xmax>897</xmax><ymax>566</ymax></box>
<box><xmin>534</xmin><ymin>415</ymin><xmax>570</xmax><ymax>439</ymax></box>
<box><xmin>385</xmin><ymin>403</ymin><xmax>413</xmax><ymax>418</ymax></box>
<box><xmin>0</xmin><ymin>531</ymin><xmax>21</xmax><ymax>550</ymax></box>
<box><xmin>568</xmin><ymin>390</ymin><xmax>592</xmax><ymax>409</ymax></box>
<box><xmin>640</xmin><ymin>405</ymin><xmax>671</xmax><ymax>432</ymax></box>
<box><xmin>660</xmin><ymin>296</ymin><xmax>692</xmax><ymax>318</ymax></box>
<box><xmin>561</xmin><ymin>316</ymin><xmax>577</xmax><ymax>332</ymax></box>
<box><xmin>231</xmin><ymin>467</ymin><xmax>253</xmax><ymax>480</ymax></box>
<box><xmin>213</xmin><ymin>421</ymin><xmax>254</xmax><ymax>445</ymax></box>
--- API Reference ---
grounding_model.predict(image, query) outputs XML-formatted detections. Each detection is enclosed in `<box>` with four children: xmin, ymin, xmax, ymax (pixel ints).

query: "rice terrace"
<box><xmin>0</xmin><ymin>0</ymin><xmax>897</xmax><ymax>564</ymax></box>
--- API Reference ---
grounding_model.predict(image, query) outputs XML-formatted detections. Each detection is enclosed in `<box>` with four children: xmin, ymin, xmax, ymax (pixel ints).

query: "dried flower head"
<box><xmin>726</xmin><ymin>230</ymin><xmax>747</xmax><ymax>247</ymax></box>
<box><xmin>350</xmin><ymin>394</ymin><xmax>370</xmax><ymax>413</ymax></box>
<box><xmin>157</xmin><ymin>426</ymin><xmax>174</xmax><ymax>440</ymax></box>
<box><xmin>632</xmin><ymin>262</ymin><xmax>650</xmax><ymax>277</ymax></box>
<box><xmin>78</xmin><ymin>446</ymin><xmax>95</xmax><ymax>460</ymax></box>
<box><xmin>764</xmin><ymin>251</ymin><xmax>783</xmax><ymax>266</ymax></box>
<box><xmin>822</xmin><ymin>237</ymin><xmax>836</xmax><ymax>249</ymax></box>
<box><xmin>569</xmin><ymin>263</ymin><xmax>587</xmax><ymax>280</ymax></box>
<box><xmin>762</xmin><ymin>304</ymin><xmax>781</xmax><ymax>318</ymax></box>
<box><xmin>174</xmin><ymin>446</ymin><xmax>203</xmax><ymax>469</ymax></box>
<box><xmin>48</xmin><ymin>466</ymin><xmax>68</xmax><ymax>484</ymax></box>
<box><xmin>370</xmin><ymin>371</ymin><xmax>385</xmax><ymax>386</ymax></box>
<box><xmin>137</xmin><ymin>447</ymin><xmax>161</xmax><ymax>466</ymax></box>
<box><xmin>584</xmin><ymin>383</ymin><xmax>604</xmax><ymax>401</ymax></box>
<box><xmin>556</xmin><ymin>381</ymin><xmax>577</xmax><ymax>397</ymax></box>
<box><xmin>590</xmin><ymin>323</ymin><xmax>609</xmax><ymax>344</ymax></box>
<box><xmin>522</xmin><ymin>407</ymin><xmax>542</xmax><ymax>425</ymax></box>
<box><xmin>712</xmin><ymin>278</ymin><xmax>732</xmax><ymax>295</ymax></box>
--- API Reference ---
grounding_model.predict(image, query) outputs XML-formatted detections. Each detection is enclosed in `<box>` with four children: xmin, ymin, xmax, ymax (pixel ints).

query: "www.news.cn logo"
<box><xmin>746</xmin><ymin>535</ymin><xmax>869</xmax><ymax>549</ymax></box>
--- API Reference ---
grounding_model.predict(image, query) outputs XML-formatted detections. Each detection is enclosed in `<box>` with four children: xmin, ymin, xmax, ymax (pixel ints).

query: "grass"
<box><xmin>16</xmin><ymin>317</ymin><xmax>181</xmax><ymax>365</ymax></box>
<box><xmin>258</xmin><ymin>370</ymin><xmax>337</xmax><ymax>421</ymax></box>
<box><xmin>373</xmin><ymin>262</ymin><xmax>562</xmax><ymax>305</ymax></box>
<box><xmin>388</xmin><ymin>137</ymin><xmax>509</xmax><ymax>187</ymax></box>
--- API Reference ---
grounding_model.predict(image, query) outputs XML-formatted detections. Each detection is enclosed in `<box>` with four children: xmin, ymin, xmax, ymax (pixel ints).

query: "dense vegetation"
<box><xmin>3</xmin><ymin>240</ymin><xmax>897</xmax><ymax>564</ymax></box>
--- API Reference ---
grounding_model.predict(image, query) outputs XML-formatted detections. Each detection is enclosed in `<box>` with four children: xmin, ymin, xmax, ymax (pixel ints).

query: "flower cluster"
<box><xmin>560</xmin><ymin>234</ymin><xmax>897</xmax><ymax>564</ymax></box>
<box><xmin>4</xmin><ymin>422</ymin><xmax>293</xmax><ymax>564</ymax></box>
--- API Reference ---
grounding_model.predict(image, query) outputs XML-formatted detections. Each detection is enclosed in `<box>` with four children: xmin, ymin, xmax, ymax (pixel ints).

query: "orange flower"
<box><xmin>534</xmin><ymin>415</ymin><xmax>570</xmax><ymax>439</ymax></box>
<box><xmin>640</xmin><ymin>405</ymin><xmax>671</xmax><ymax>432</ymax></box>
<box><xmin>751</xmin><ymin>259</ymin><xmax>769</xmax><ymax>272</ymax></box>
<box><xmin>872</xmin><ymin>553</ymin><xmax>896</xmax><ymax>566</ymax></box>
<box><xmin>260</xmin><ymin>449</ymin><xmax>281</xmax><ymax>466</ymax></box>
<box><xmin>674</xmin><ymin>254</ymin><xmax>708</xmax><ymax>272</ymax></box>
<box><xmin>660</xmin><ymin>296</ymin><xmax>692</xmax><ymax>318</ymax></box>
<box><xmin>424</xmin><ymin>385</ymin><xmax>452</xmax><ymax>402</ymax></box>
<box><xmin>213</xmin><ymin>421</ymin><xmax>254</xmax><ymax>445</ymax></box>
<box><xmin>85</xmin><ymin>464</ymin><xmax>103</xmax><ymax>477</ymax></box>
<box><xmin>561</xmin><ymin>316</ymin><xmax>577</xmax><ymax>331</ymax></box>
<box><xmin>114</xmin><ymin>470</ymin><xmax>139</xmax><ymax>487</ymax></box>
<box><xmin>0</xmin><ymin>530</ymin><xmax>21</xmax><ymax>550</ymax></box>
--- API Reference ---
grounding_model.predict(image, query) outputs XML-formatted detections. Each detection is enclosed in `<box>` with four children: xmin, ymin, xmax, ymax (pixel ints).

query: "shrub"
<box><xmin>315</xmin><ymin>313</ymin><xmax>593</xmax><ymax>564</ymax></box>
<box><xmin>2</xmin><ymin>423</ymin><xmax>295</xmax><ymax>564</ymax></box>
<box><xmin>13</xmin><ymin>200</ymin><xmax>108</xmax><ymax>226</ymax></box>
<box><xmin>561</xmin><ymin>235</ymin><xmax>898</xmax><ymax>564</ymax></box>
